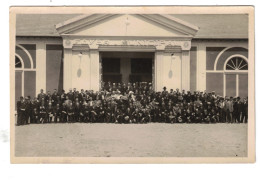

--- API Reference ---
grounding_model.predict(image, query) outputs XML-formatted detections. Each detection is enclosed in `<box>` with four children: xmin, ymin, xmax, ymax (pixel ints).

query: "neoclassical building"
<box><xmin>15</xmin><ymin>14</ymin><xmax>248</xmax><ymax>106</ymax></box>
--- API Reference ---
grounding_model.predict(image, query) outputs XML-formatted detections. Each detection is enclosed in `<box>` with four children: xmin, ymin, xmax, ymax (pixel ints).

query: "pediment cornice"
<box><xmin>56</xmin><ymin>14</ymin><xmax>199</xmax><ymax>37</ymax></box>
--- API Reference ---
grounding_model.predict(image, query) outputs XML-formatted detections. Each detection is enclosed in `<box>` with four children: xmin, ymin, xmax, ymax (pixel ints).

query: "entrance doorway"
<box><xmin>130</xmin><ymin>58</ymin><xmax>152</xmax><ymax>83</ymax></box>
<box><xmin>100</xmin><ymin>52</ymin><xmax>154</xmax><ymax>86</ymax></box>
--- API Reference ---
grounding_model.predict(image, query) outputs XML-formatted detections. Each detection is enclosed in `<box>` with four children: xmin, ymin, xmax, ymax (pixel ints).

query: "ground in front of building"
<box><xmin>15</xmin><ymin>123</ymin><xmax>247</xmax><ymax>157</ymax></box>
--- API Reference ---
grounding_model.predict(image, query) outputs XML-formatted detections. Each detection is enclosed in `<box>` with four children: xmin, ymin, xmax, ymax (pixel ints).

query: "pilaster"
<box><xmin>196</xmin><ymin>44</ymin><xmax>206</xmax><ymax>92</ymax></box>
<box><xmin>181</xmin><ymin>50</ymin><xmax>190</xmax><ymax>91</ymax></box>
<box><xmin>154</xmin><ymin>45</ymin><xmax>165</xmax><ymax>91</ymax></box>
<box><xmin>89</xmin><ymin>45</ymin><xmax>100</xmax><ymax>92</ymax></box>
<box><xmin>36</xmin><ymin>42</ymin><xmax>46</xmax><ymax>94</ymax></box>
<box><xmin>63</xmin><ymin>48</ymin><xmax>72</xmax><ymax>92</ymax></box>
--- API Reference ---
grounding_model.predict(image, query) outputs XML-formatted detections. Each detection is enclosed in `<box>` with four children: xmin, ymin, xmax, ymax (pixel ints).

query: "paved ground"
<box><xmin>15</xmin><ymin>123</ymin><xmax>248</xmax><ymax>157</ymax></box>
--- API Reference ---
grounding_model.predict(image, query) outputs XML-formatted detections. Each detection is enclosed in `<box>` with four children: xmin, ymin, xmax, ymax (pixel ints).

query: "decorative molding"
<box><xmin>63</xmin><ymin>38</ymin><xmax>192</xmax><ymax>51</ymax></box>
<box><xmin>16</xmin><ymin>36</ymin><xmax>62</xmax><ymax>44</ymax></box>
<box><xmin>223</xmin><ymin>54</ymin><xmax>248</xmax><ymax>71</ymax></box>
<box><xmin>56</xmin><ymin>14</ymin><xmax>116</xmax><ymax>34</ymax></box>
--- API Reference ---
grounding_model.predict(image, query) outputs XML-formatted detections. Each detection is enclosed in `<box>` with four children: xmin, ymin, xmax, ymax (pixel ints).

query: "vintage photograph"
<box><xmin>10</xmin><ymin>6</ymin><xmax>255</xmax><ymax>163</ymax></box>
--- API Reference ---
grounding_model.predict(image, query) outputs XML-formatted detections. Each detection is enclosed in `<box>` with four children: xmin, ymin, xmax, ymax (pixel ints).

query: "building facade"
<box><xmin>15</xmin><ymin>14</ymin><xmax>248</xmax><ymax>106</ymax></box>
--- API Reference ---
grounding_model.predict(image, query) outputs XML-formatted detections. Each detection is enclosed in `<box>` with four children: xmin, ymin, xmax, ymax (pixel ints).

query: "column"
<box><xmin>154</xmin><ymin>46</ymin><xmax>165</xmax><ymax>91</ymax></box>
<box><xmin>181</xmin><ymin>50</ymin><xmax>190</xmax><ymax>91</ymax></box>
<box><xmin>63</xmin><ymin>48</ymin><xmax>72</xmax><ymax>92</ymax></box>
<box><xmin>196</xmin><ymin>44</ymin><xmax>206</xmax><ymax>92</ymax></box>
<box><xmin>89</xmin><ymin>45</ymin><xmax>100</xmax><ymax>92</ymax></box>
<box><xmin>36</xmin><ymin>42</ymin><xmax>46</xmax><ymax>95</ymax></box>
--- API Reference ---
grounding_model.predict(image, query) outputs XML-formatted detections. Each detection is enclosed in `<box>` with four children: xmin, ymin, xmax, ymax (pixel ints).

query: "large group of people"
<box><xmin>16</xmin><ymin>82</ymin><xmax>248</xmax><ymax>126</ymax></box>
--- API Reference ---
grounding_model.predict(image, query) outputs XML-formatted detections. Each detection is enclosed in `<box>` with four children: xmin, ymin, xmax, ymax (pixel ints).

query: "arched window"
<box><xmin>15</xmin><ymin>56</ymin><xmax>23</xmax><ymax>68</ymax></box>
<box><xmin>225</xmin><ymin>56</ymin><xmax>248</xmax><ymax>70</ymax></box>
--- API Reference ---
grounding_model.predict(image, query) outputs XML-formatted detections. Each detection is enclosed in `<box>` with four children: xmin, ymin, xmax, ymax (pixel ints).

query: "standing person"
<box><xmin>72</xmin><ymin>88</ymin><xmax>77</xmax><ymax>99</ymax></box>
<box><xmin>52</xmin><ymin>89</ymin><xmax>59</xmax><ymax>106</ymax></box>
<box><xmin>37</xmin><ymin>89</ymin><xmax>46</xmax><ymax>104</ymax></box>
<box><xmin>241</xmin><ymin>97</ymin><xmax>248</xmax><ymax>123</ymax></box>
<box><xmin>17</xmin><ymin>96</ymin><xmax>26</xmax><ymax>126</ymax></box>
<box><xmin>24</xmin><ymin>96</ymin><xmax>31</xmax><ymax>125</ymax></box>
<box><xmin>237</xmin><ymin>97</ymin><xmax>243</xmax><ymax>123</ymax></box>
<box><xmin>79</xmin><ymin>89</ymin><xmax>86</xmax><ymax>103</ymax></box>
<box><xmin>229</xmin><ymin>97</ymin><xmax>234</xmax><ymax>123</ymax></box>
<box><xmin>217</xmin><ymin>98</ymin><xmax>224</xmax><ymax>123</ymax></box>
<box><xmin>45</xmin><ymin>91</ymin><xmax>52</xmax><ymax>104</ymax></box>
<box><xmin>60</xmin><ymin>90</ymin><xmax>66</xmax><ymax>104</ymax></box>
<box><xmin>233</xmin><ymin>97</ymin><xmax>241</xmax><ymax>123</ymax></box>
<box><xmin>67</xmin><ymin>88</ymin><xmax>74</xmax><ymax>101</ymax></box>
<box><xmin>223</xmin><ymin>97</ymin><xmax>229</xmax><ymax>123</ymax></box>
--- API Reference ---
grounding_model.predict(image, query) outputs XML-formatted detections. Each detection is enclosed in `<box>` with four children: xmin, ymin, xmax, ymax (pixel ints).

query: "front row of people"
<box><xmin>16</xmin><ymin>89</ymin><xmax>248</xmax><ymax>125</ymax></box>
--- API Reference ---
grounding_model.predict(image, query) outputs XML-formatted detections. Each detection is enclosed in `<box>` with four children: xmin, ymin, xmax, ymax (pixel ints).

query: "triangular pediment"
<box><xmin>56</xmin><ymin>14</ymin><xmax>199</xmax><ymax>38</ymax></box>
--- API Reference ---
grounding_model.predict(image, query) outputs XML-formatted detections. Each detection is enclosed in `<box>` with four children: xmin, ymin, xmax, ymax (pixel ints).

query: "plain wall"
<box><xmin>46</xmin><ymin>44</ymin><xmax>63</xmax><ymax>93</ymax></box>
<box><xmin>24</xmin><ymin>71</ymin><xmax>36</xmax><ymax>98</ymax></box>
<box><xmin>206</xmin><ymin>73</ymin><xmax>223</xmax><ymax>95</ymax></box>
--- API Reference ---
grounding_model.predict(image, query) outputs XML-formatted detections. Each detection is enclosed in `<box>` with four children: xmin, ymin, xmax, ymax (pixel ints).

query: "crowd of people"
<box><xmin>16</xmin><ymin>82</ymin><xmax>248</xmax><ymax>126</ymax></box>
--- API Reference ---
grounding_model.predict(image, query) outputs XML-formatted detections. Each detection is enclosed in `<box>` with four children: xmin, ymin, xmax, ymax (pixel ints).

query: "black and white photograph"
<box><xmin>9</xmin><ymin>6</ymin><xmax>255</xmax><ymax>163</ymax></box>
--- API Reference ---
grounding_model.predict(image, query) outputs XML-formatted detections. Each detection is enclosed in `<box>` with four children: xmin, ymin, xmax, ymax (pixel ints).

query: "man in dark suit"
<box><xmin>16</xmin><ymin>96</ymin><xmax>24</xmax><ymax>126</ymax></box>
<box><xmin>241</xmin><ymin>97</ymin><xmax>248</xmax><ymax>123</ymax></box>
<box><xmin>233</xmin><ymin>97</ymin><xmax>241</xmax><ymax>123</ymax></box>
<box><xmin>67</xmin><ymin>88</ymin><xmax>74</xmax><ymax>101</ymax></box>
<box><xmin>52</xmin><ymin>89</ymin><xmax>59</xmax><ymax>106</ymax></box>
<box><xmin>37</xmin><ymin>89</ymin><xmax>46</xmax><ymax>103</ymax></box>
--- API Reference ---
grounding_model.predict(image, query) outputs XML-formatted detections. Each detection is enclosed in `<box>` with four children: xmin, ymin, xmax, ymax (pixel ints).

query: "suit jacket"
<box><xmin>226</xmin><ymin>101</ymin><xmax>234</xmax><ymax>112</ymax></box>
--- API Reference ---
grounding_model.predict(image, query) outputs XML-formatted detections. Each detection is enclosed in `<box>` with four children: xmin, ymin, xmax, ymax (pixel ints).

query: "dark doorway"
<box><xmin>102</xmin><ymin>58</ymin><xmax>122</xmax><ymax>83</ymax></box>
<box><xmin>100</xmin><ymin>52</ymin><xmax>154</xmax><ymax>85</ymax></box>
<box><xmin>130</xmin><ymin>58</ymin><xmax>153</xmax><ymax>83</ymax></box>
